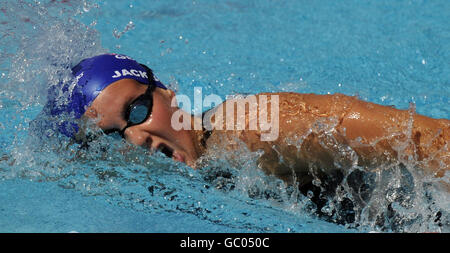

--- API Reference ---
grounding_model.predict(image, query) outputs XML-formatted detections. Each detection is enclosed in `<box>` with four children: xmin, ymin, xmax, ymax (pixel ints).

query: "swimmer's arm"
<box><xmin>333</xmin><ymin>95</ymin><xmax>449</xmax><ymax>177</ymax></box>
<box><xmin>208</xmin><ymin>92</ymin><xmax>448</xmax><ymax>180</ymax></box>
<box><xmin>264</xmin><ymin>92</ymin><xmax>449</xmax><ymax>178</ymax></box>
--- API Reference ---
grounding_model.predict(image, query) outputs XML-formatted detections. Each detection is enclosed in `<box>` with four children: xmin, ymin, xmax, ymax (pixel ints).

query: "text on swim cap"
<box><xmin>114</xmin><ymin>54</ymin><xmax>133</xmax><ymax>60</ymax></box>
<box><xmin>112</xmin><ymin>69</ymin><xmax>148</xmax><ymax>79</ymax></box>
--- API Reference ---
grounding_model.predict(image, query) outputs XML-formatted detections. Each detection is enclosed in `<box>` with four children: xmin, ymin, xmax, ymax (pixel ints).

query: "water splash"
<box><xmin>1</xmin><ymin>0</ymin><xmax>103</xmax><ymax>106</ymax></box>
<box><xmin>0</xmin><ymin>0</ymin><xmax>447</xmax><ymax>233</ymax></box>
<box><xmin>112</xmin><ymin>20</ymin><xmax>135</xmax><ymax>39</ymax></box>
<box><xmin>0</xmin><ymin>0</ymin><xmax>317</xmax><ymax>231</ymax></box>
<box><xmin>0</xmin><ymin>0</ymin><xmax>104</xmax><ymax>175</ymax></box>
<box><xmin>275</xmin><ymin>104</ymin><xmax>448</xmax><ymax>232</ymax></box>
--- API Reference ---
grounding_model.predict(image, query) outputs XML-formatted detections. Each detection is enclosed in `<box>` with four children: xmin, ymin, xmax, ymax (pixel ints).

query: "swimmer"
<box><xmin>45</xmin><ymin>53</ymin><xmax>449</xmax><ymax>193</ymax></box>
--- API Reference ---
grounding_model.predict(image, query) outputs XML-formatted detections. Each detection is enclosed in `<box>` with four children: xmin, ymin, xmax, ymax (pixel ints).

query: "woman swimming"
<box><xmin>45</xmin><ymin>53</ymin><xmax>449</xmax><ymax>197</ymax></box>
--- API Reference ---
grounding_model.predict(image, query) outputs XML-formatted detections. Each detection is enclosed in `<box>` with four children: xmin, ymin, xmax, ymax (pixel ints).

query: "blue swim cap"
<box><xmin>45</xmin><ymin>53</ymin><xmax>167</xmax><ymax>138</ymax></box>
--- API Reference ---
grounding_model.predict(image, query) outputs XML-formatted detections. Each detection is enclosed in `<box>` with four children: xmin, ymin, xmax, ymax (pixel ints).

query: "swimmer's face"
<box><xmin>83</xmin><ymin>79</ymin><xmax>199</xmax><ymax>167</ymax></box>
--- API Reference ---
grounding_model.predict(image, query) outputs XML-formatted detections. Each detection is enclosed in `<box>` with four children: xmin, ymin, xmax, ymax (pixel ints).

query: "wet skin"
<box><xmin>84</xmin><ymin>79</ymin><xmax>449</xmax><ymax>186</ymax></box>
<box><xmin>84</xmin><ymin>79</ymin><xmax>205</xmax><ymax>167</ymax></box>
<box><xmin>206</xmin><ymin>92</ymin><xmax>449</xmax><ymax>186</ymax></box>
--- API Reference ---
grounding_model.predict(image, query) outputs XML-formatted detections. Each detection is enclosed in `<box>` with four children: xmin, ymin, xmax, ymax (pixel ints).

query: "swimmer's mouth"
<box><xmin>156</xmin><ymin>143</ymin><xmax>186</xmax><ymax>163</ymax></box>
<box><xmin>157</xmin><ymin>143</ymin><xmax>174</xmax><ymax>159</ymax></box>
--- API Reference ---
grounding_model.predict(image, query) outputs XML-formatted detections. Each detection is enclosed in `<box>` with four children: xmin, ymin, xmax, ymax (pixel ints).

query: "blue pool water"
<box><xmin>0</xmin><ymin>0</ymin><xmax>449</xmax><ymax>232</ymax></box>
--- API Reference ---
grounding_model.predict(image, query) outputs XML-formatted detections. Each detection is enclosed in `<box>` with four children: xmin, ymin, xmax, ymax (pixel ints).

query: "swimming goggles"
<box><xmin>103</xmin><ymin>78</ymin><xmax>156</xmax><ymax>138</ymax></box>
<box><xmin>99</xmin><ymin>63</ymin><xmax>157</xmax><ymax>139</ymax></box>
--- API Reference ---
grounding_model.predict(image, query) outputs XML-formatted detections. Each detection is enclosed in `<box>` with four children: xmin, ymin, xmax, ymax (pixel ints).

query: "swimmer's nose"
<box><xmin>123</xmin><ymin>127</ymin><xmax>174</xmax><ymax>158</ymax></box>
<box><xmin>122</xmin><ymin>126</ymin><xmax>154</xmax><ymax>149</ymax></box>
